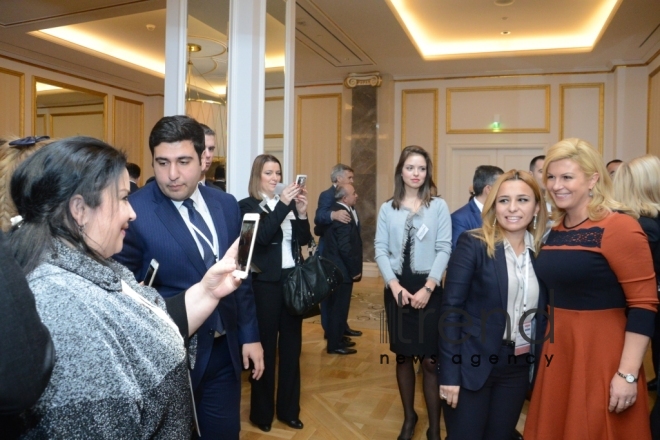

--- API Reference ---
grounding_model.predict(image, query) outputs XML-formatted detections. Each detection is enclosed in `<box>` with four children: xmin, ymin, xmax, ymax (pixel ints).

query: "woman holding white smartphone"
<box><xmin>238</xmin><ymin>154</ymin><xmax>311</xmax><ymax>433</ymax></box>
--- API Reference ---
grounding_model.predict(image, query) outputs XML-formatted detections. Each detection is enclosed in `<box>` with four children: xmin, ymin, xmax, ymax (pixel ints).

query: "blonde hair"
<box><xmin>473</xmin><ymin>169</ymin><xmax>548</xmax><ymax>258</ymax></box>
<box><xmin>543</xmin><ymin>138</ymin><xmax>634</xmax><ymax>224</ymax></box>
<box><xmin>0</xmin><ymin>136</ymin><xmax>53</xmax><ymax>231</ymax></box>
<box><xmin>612</xmin><ymin>155</ymin><xmax>660</xmax><ymax>218</ymax></box>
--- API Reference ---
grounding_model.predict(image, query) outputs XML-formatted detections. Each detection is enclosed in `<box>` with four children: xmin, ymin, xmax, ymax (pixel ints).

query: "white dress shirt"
<box><xmin>502</xmin><ymin>231</ymin><xmax>539</xmax><ymax>342</ymax></box>
<box><xmin>263</xmin><ymin>194</ymin><xmax>296</xmax><ymax>269</ymax></box>
<box><xmin>171</xmin><ymin>187</ymin><xmax>219</xmax><ymax>262</ymax></box>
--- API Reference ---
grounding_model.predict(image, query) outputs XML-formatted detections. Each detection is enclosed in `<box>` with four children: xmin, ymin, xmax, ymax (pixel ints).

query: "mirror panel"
<box><xmin>34</xmin><ymin>77</ymin><xmax>106</xmax><ymax>140</ymax></box>
<box><xmin>187</xmin><ymin>0</ymin><xmax>230</xmax><ymax>181</ymax></box>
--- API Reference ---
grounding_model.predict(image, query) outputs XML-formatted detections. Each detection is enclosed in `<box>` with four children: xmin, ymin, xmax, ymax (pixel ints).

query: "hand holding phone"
<box><xmin>143</xmin><ymin>259</ymin><xmax>159</xmax><ymax>287</ymax></box>
<box><xmin>233</xmin><ymin>213</ymin><xmax>260</xmax><ymax>279</ymax></box>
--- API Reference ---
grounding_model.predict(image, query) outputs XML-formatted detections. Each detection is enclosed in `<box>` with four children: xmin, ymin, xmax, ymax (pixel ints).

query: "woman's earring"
<box><xmin>78</xmin><ymin>223</ymin><xmax>85</xmax><ymax>232</ymax></box>
<box><xmin>492</xmin><ymin>218</ymin><xmax>497</xmax><ymax>227</ymax></box>
<box><xmin>533</xmin><ymin>215</ymin><xmax>537</xmax><ymax>230</ymax></box>
<box><xmin>589</xmin><ymin>189</ymin><xmax>593</xmax><ymax>197</ymax></box>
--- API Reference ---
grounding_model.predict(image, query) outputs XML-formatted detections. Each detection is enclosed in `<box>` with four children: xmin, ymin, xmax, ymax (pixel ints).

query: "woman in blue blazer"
<box><xmin>439</xmin><ymin>170</ymin><xmax>549</xmax><ymax>440</ymax></box>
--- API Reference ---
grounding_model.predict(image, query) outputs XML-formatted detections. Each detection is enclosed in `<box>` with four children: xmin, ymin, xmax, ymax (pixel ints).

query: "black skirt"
<box><xmin>384</xmin><ymin>237</ymin><xmax>442</xmax><ymax>357</ymax></box>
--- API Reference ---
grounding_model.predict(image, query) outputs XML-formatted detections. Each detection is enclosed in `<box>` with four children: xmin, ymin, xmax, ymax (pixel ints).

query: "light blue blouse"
<box><xmin>375</xmin><ymin>197</ymin><xmax>452</xmax><ymax>285</ymax></box>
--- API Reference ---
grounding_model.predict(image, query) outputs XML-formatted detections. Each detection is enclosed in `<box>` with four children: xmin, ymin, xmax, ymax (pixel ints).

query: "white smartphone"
<box><xmin>143</xmin><ymin>258</ymin><xmax>159</xmax><ymax>287</ymax></box>
<box><xmin>295</xmin><ymin>174</ymin><xmax>307</xmax><ymax>188</ymax></box>
<box><xmin>233</xmin><ymin>213</ymin><xmax>260</xmax><ymax>279</ymax></box>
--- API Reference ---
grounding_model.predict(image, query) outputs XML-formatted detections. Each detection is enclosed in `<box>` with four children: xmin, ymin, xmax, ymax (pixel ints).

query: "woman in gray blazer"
<box><xmin>375</xmin><ymin>145</ymin><xmax>452</xmax><ymax>440</ymax></box>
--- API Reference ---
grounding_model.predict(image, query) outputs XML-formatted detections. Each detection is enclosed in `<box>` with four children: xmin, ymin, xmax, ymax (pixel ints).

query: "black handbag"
<box><xmin>283</xmin><ymin>237</ymin><xmax>343</xmax><ymax>315</ymax></box>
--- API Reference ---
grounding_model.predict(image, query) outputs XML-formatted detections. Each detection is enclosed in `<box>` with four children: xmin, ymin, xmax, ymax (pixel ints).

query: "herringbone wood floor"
<box><xmin>238</xmin><ymin>278</ymin><xmax>656</xmax><ymax>439</ymax></box>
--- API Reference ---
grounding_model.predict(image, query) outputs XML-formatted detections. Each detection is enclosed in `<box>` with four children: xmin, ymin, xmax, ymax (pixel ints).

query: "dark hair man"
<box><xmin>126</xmin><ymin>162</ymin><xmax>141</xmax><ymax>194</ymax></box>
<box><xmin>606</xmin><ymin>159</ymin><xmax>623</xmax><ymax>178</ymax></box>
<box><xmin>115</xmin><ymin>115</ymin><xmax>263</xmax><ymax>440</ymax></box>
<box><xmin>198</xmin><ymin>123</ymin><xmax>217</xmax><ymax>187</ymax></box>
<box><xmin>450</xmin><ymin>165</ymin><xmax>504</xmax><ymax>249</ymax></box>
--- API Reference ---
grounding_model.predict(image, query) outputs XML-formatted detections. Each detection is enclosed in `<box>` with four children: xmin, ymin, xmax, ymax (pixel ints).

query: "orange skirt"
<box><xmin>524</xmin><ymin>308</ymin><xmax>650</xmax><ymax>440</ymax></box>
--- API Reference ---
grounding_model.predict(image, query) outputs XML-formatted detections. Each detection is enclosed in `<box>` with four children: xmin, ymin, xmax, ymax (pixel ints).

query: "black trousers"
<box><xmin>443</xmin><ymin>345</ymin><xmax>529</xmax><ymax>440</ymax></box>
<box><xmin>250</xmin><ymin>269</ymin><xmax>303</xmax><ymax>424</ymax></box>
<box><xmin>326</xmin><ymin>282</ymin><xmax>353</xmax><ymax>351</ymax></box>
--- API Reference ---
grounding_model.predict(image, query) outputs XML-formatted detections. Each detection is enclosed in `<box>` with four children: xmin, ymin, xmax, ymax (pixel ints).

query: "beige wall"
<box><xmin>649</xmin><ymin>54</ymin><xmax>660</xmax><ymax>156</ymax></box>
<box><xmin>0</xmin><ymin>55</ymin><xmax>163</xmax><ymax>184</ymax></box>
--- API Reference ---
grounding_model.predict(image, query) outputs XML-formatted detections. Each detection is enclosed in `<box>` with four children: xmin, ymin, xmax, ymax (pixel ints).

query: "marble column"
<box><xmin>345</xmin><ymin>73</ymin><xmax>381</xmax><ymax>262</ymax></box>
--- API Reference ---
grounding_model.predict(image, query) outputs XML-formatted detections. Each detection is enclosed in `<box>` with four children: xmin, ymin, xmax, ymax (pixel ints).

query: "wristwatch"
<box><xmin>616</xmin><ymin>371</ymin><xmax>638</xmax><ymax>383</ymax></box>
<box><xmin>424</xmin><ymin>286</ymin><xmax>433</xmax><ymax>294</ymax></box>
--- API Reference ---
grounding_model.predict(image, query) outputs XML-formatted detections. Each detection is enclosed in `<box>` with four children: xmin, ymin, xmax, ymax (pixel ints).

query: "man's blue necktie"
<box><xmin>182</xmin><ymin>198</ymin><xmax>224</xmax><ymax>335</ymax></box>
<box><xmin>183</xmin><ymin>198</ymin><xmax>216</xmax><ymax>269</ymax></box>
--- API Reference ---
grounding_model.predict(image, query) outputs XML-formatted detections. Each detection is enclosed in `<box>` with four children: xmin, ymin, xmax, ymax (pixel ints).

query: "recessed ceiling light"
<box><xmin>501</xmin><ymin>31</ymin><xmax>511</xmax><ymax>35</ymax></box>
<box><xmin>494</xmin><ymin>0</ymin><xmax>515</xmax><ymax>6</ymax></box>
<box><xmin>146</xmin><ymin>24</ymin><xmax>155</xmax><ymax>31</ymax></box>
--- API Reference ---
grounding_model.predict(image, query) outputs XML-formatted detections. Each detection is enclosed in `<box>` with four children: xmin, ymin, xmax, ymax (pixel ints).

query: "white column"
<box><xmin>163</xmin><ymin>0</ymin><xmax>187</xmax><ymax>116</ymax></box>
<box><xmin>226</xmin><ymin>0</ymin><xmax>266</xmax><ymax>199</ymax></box>
<box><xmin>282</xmin><ymin>0</ymin><xmax>296</xmax><ymax>183</ymax></box>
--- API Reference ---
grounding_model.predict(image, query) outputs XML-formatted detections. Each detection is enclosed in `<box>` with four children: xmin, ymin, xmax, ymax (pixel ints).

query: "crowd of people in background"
<box><xmin>2</xmin><ymin>116</ymin><xmax>660</xmax><ymax>440</ymax></box>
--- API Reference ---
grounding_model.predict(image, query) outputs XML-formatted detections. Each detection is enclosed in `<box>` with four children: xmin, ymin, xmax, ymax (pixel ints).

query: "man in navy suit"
<box><xmin>314</xmin><ymin>164</ymin><xmax>362</xmax><ymax>338</ymax></box>
<box><xmin>115</xmin><ymin>115</ymin><xmax>263</xmax><ymax>440</ymax></box>
<box><xmin>322</xmin><ymin>184</ymin><xmax>363</xmax><ymax>355</ymax></box>
<box><xmin>198</xmin><ymin>123</ymin><xmax>224</xmax><ymax>191</ymax></box>
<box><xmin>450</xmin><ymin>165</ymin><xmax>503</xmax><ymax>249</ymax></box>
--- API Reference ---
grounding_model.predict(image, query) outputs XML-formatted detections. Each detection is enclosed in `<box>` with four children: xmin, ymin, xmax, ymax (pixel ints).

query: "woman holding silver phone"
<box><xmin>6</xmin><ymin>136</ymin><xmax>243</xmax><ymax>438</ymax></box>
<box><xmin>239</xmin><ymin>154</ymin><xmax>311</xmax><ymax>433</ymax></box>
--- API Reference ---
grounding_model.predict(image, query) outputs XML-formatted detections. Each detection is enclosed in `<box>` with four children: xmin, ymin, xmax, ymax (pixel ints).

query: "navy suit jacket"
<box><xmin>114</xmin><ymin>181</ymin><xmax>259</xmax><ymax>389</ymax></box>
<box><xmin>450</xmin><ymin>199</ymin><xmax>482</xmax><ymax>249</ymax></box>
<box><xmin>321</xmin><ymin>203</ymin><xmax>362</xmax><ymax>283</ymax></box>
<box><xmin>313</xmin><ymin>185</ymin><xmax>335</xmax><ymax>237</ymax></box>
<box><xmin>439</xmin><ymin>232</ymin><xmax>548</xmax><ymax>392</ymax></box>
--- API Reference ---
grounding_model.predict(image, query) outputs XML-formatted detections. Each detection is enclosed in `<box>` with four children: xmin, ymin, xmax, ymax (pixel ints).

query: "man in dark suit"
<box><xmin>126</xmin><ymin>162</ymin><xmax>140</xmax><ymax>194</ymax></box>
<box><xmin>114</xmin><ymin>115</ymin><xmax>263</xmax><ymax>440</ymax></box>
<box><xmin>322</xmin><ymin>184</ymin><xmax>363</xmax><ymax>355</ymax></box>
<box><xmin>198</xmin><ymin>123</ymin><xmax>224</xmax><ymax>191</ymax></box>
<box><xmin>214</xmin><ymin>165</ymin><xmax>227</xmax><ymax>192</ymax></box>
<box><xmin>450</xmin><ymin>165</ymin><xmax>503</xmax><ymax>249</ymax></box>
<box><xmin>314</xmin><ymin>164</ymin><xmax>362</xmax><ymax>338</ymax></box>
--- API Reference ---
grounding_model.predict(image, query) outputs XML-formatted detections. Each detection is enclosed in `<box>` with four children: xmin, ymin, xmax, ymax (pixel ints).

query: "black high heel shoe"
<box><xmin>397</xmin><ymin>413</ymin><xmax>418</xmax><ymax>440</ymax></box>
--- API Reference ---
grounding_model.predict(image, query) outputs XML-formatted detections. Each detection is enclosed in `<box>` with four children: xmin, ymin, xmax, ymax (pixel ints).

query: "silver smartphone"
<box><xmin>296</xmin><ymin>174</ymin><xmax>307</xmax><ymax>188</ymax></box>
<box><xmin>232</xmin><ymin>213</ymin><xmax>260</xmax><ymax>279</ymax></box>
<box><xmin>143</xmin><ymin>258</ymin><xmax>159</xmax><ymax>287</ymax></box>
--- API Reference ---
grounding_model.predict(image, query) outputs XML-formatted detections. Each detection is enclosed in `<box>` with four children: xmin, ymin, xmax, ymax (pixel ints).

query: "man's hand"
<box><xmin>331</xmin><ymin>210</ymin><xmax>351</xmax><ymax>224</ymax></box>
<box><xmin>242</xmin><ymin>342</ymin><xmax>265</xmax><ymax>380</ymax></box>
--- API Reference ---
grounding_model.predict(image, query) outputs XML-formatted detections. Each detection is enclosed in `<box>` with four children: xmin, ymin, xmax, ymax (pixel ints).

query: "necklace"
<box><xmin>563</xmin><ymin>216</ymin><xmax>589</xmax><ymax>229</ymax></box>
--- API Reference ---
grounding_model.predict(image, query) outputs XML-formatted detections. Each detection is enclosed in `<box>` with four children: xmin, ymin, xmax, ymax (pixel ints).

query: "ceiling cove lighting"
<box><xmin>36</xmin><ymin>26</ymin><xmax>165</xmax><ymax>74</ymax></box>
<box><xmin>386</xmin><ymin>0</ymin><xmax>622</xmax><ymax>59</ymax></box>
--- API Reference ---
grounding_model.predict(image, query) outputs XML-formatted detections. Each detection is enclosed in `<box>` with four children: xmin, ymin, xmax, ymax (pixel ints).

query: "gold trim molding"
<box><xmin>0</xmin><ymin>66</ymin><xmax>24</xmax><ymax>136</ymax></box>
<box><xmin>401</xmin><ymin>89</ymin><xmax>438</xmax><ymax>173</ymax></box>
<box><xmin>446</xmin><ymin>85</ymin><xmax>550</xmax><ymax>134</ymax></box>
<box><xmin>344</xmin><ymin>72</ymin><xmax>382</xmax><ymax>88</ymax></box>
<box><xmin>113</xmin><ymin>96</ymin><xmax>145</xmax><ymax>170</ymax></box>
<box><xmin>647</xmin><ymin>66</ymin><xmax>660</xmax><ymax>153</ymax></box>
<box><xmin>33</xmin><ymin>76</ymin><xmax>108</xmax><ymax>141</ymax></box>
<box><xmin>559</xmin><ymin>83</ymin><xmax>604</xmax><ymax>154</ymax></box>
<box><xmin>296</xmin><ymin>93</ymin><xmax>342</xmax><ymax>174</ymax></box>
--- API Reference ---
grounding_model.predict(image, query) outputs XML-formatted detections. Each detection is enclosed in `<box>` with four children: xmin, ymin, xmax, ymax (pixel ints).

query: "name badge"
<box><xmin>416</xmin><ymin>224</ymin><xmax>429</xmax><ymax>241</ymax></box>
<box><xmin>514</xmin><ymin>319</ymin><xmax>533</xmax><ymax>356</ymax></box>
